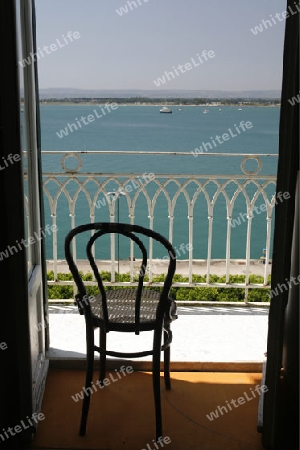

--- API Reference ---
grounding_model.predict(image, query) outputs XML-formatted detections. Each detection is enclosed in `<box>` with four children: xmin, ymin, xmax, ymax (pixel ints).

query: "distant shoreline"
<box><xmin>36</xmin><ymin>101</ymin><xmax>281</xmax><ymax>107</ymax></box>
<box><xmin>23</xmin><ymin>95</ymin><xmax>281</xmax><ymax>108</ymax></box>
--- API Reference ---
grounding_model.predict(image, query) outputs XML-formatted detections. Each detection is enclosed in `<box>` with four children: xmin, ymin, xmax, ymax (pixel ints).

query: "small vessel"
<box><xmin>160</xmin><ymin>106</ymin><xmax>172</xmax><ymax>113</ymax></box>
<box><xmin>238</xmin><ymin>108</ymin><xmax>242</xmax><ymax>110</ymax></box>
<box><xmin>203</xmin><ymin>109</ymin><xmax>209</xmax><ymax>114</ymax></box>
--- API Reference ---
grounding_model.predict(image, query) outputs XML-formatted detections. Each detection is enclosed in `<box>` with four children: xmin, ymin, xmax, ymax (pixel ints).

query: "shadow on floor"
<box><xmin>26</xmin><ymin>369</ymin><xmax>265</xmax><ymax>450</ymax></box>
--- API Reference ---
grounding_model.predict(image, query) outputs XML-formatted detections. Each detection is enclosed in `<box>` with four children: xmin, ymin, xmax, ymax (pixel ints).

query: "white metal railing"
<box><xmin>25</xmin><ymin>151</ymin><xmax>278</xmax><ymax>302</ymax></box>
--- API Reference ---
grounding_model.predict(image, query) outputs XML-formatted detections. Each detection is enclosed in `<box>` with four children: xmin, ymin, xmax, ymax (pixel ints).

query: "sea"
<box><xmin>36</xmin><ymin>104</ymin><xmax>280</xmax><ymax>261</ymax></box>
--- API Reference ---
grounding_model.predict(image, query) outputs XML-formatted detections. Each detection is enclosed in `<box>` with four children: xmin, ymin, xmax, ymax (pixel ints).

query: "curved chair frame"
<box><xmin>64</xmin><ymin>222</ymin><xmax>177</xmax><ymax>440</ymax></box>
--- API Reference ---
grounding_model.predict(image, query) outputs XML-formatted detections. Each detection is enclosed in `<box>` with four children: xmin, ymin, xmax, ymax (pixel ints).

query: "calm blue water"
<box><xmin>38</xmin><ymin>104</ymin><xmax>280</xmax><ymax>261</ymax></box>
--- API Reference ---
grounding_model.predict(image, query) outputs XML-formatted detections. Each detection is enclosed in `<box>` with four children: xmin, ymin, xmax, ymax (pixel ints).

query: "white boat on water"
<box><xmin>203</xmin><ymin>109</ymin><xmax>209</xmax><ymax>114</ymax></box>
<box><xmin>160</xmin><ymin>106</ymin><xmax>172</xmax><ymax>113</ymax></box>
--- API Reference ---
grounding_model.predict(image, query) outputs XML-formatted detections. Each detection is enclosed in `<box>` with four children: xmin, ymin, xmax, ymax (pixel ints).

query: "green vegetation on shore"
<box><xmin>36</xmin><ymin>96</ymin><xmax>280</xmax><ymax>107</ymax></box>
<box><xmin>47</xmin><ymin>271</ymin><xmax>271</xmax><ymax>302</ymax></box>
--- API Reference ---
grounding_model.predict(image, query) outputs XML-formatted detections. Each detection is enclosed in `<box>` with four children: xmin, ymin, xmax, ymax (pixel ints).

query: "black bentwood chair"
<box><xmin>64</xmin><ymin>222</ymin><xmax>178</xmax><ymax>440</ymax></box>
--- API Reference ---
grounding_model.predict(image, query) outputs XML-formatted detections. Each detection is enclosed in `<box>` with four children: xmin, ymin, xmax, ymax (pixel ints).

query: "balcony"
<box><xmin>31</xmin><ymin>150</ymin><xmax>277</xmax><ymax>302</ymax></box>
<box><xmin>23</xmin><ymin>150</ymin><xmax>275</xmax><ymax>375</ymax></box>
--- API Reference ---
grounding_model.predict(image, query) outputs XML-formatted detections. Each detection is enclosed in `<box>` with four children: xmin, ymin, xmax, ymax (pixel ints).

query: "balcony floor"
<box><xmin>47</xmin><ymin>305</ymin><xmax>269</xmax><ymax>372</ymax></box>
<box><xmin>27</xmin><ymin>369</ymin><xmax>265</xmax><ymax>450</ymax></box>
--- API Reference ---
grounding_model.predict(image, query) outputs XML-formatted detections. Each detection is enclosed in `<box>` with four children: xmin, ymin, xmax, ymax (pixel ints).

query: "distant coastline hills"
<box><xmin>34</xmin><ymin>88</ymin><xmax>281</xmax><ymax>102</ymax></box>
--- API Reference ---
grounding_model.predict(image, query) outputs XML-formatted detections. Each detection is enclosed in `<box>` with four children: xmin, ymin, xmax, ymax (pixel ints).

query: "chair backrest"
<box><xmin>64</xmin><ymin>222</ymin><xmax>176</xmax><ymax>333</ymax></box>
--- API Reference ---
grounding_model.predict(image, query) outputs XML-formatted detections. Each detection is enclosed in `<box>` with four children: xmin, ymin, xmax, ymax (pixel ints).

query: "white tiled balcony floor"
<box><xmin>47</xmin><ymin>305</ymin><xmax>269</xmax><ymax>372</ymax></box>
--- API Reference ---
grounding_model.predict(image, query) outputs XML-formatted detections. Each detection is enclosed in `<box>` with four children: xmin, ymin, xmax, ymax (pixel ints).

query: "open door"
<box><xmin>20</xmin><ymin>0</ymin><xmax>50</xmax><ymax>429</ymax></box>
<box><xmin>0</xmin><ymin>0</ymin><xmax>48</xmax><ymax>446</ymax></box>
<box><xmin>260</xmin><ymin>0</ymin><xmax>299</xmax><ymax>447</ymax></box>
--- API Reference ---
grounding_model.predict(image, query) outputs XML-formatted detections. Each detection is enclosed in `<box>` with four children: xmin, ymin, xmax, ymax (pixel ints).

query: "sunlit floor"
<box><xmin>47</xmin><ymin>305</ymin><xmax>269</xmax><ymax>372</ymax></box>
<box><xmin>27</xmin><ymin>369</ymin><xmax>265</xmax><ymax>450</ymax></box>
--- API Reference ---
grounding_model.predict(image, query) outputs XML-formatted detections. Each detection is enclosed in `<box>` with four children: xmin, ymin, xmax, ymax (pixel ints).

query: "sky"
<box><xmin>34</xmin><ymin>0</ymin><xmax>288</xmax><ymax>92</ymax></box>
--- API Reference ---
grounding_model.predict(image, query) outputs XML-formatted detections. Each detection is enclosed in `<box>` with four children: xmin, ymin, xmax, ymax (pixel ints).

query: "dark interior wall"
<box><xmin>0</xmin><ymin>1</ymin><xmax>30</xmax><ymax>448</ymax></box>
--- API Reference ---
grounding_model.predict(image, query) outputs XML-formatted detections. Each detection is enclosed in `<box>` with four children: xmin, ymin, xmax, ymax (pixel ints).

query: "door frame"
<box><xmin>0</xmin><ymin>0</ymin><xmax>48</xmax><ymax>445</ymax></box>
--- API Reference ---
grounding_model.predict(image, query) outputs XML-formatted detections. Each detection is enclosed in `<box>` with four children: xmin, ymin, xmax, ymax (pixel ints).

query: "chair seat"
<box><xmin>91</xmin><ymin>288</ymin><xmax>161</xmax><ymax>324</ymax></box>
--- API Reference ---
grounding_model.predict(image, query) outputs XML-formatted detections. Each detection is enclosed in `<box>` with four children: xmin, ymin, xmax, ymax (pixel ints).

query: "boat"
<box><xmin>160</xmin><ymin>106</ymin><xmax>172</xmax><ymax>113</ymax></box>
<box><xmin>203</xmin><ymin>109</ymin><xmax>209</xmax><ymax>114</ymax></box>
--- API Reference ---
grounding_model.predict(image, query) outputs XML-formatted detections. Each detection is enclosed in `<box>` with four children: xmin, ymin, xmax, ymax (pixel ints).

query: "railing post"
<box><xmin>128</xmin><ymin>208</ymin><xmax>135</xmax><ymax>281</ymax></box>
<box><xmin>264</xmin><ymin>216</ymin><xmax>272</xmax><ymax>285</ymax></box>
<box><xmin>109</xmin><ymin>205</ymin><xmax>116</xmax><ymax>283</ymax></box>
<box><xmin>148</xmin><ymin>215</ymin><xmax>154</xmax><ymax>282</ymax></box>
<box><xmin>225</xmin><ymin>215</ymin><xmax>232</xmax><ymax>284</ymax></box>
<box><xmin>245</xmin><ymin>210</ymin><xmax>253</xmax><ymax>287</ymax></box>
<box><xmin>206</xmin><ymin>214</ymin><xmax>213</xmax><ymax>284</ymax></box>
<box><xmin>51</xmin><ymin>213</ymin><xmax>57</xmax><ymax>281</ymax></box>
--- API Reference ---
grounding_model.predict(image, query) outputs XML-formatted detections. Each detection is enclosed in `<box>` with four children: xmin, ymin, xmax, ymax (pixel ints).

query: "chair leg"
<box><xmin>163</xmin><ymin>324</ymin><xmax>171</xmax><ymax>390</ymax></box>
<box><xmin>153</xmin><ymin>328</ymin><xmax>163</xmax><ymax>441</ymax></box>
<box><xmin>79</xmin><ymin>322</ymin><xmax>94</xmax><ymax>436</ymax></box>
<box><xmin>99</xmin><ymin>327</ymin><xmax>107</xmax><ymax>385</ymax></box>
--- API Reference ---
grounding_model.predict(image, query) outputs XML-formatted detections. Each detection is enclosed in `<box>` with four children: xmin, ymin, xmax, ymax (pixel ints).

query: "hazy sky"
<box><xmin>34</xmin><ymin>0</ymin><xmax>287</xmax><ymax>91</ymax></box>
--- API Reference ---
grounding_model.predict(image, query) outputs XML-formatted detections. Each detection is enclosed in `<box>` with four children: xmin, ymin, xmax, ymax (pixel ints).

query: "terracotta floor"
<box><xmin>27</xmin><ymin>369</ymin><xmax>265</xmax><ymax>450</ymax></box>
